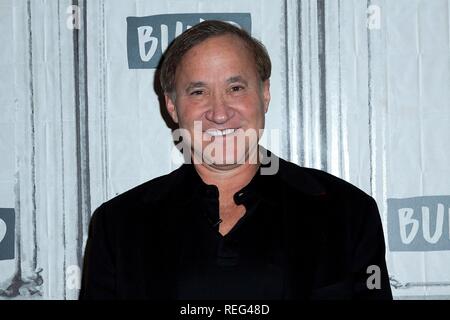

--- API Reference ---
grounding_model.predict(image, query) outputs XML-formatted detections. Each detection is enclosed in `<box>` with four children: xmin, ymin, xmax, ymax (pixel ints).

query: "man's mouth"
<box><xmin>204</xmin><ymin>128</ymin><xmax>239</xmax><ymax>137</ymax></box>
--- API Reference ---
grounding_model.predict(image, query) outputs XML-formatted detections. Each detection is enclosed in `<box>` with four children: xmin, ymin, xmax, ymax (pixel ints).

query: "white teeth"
<box><xmin>206</xmin><ymin>128</ymin><xmax>237</xmax><ymax>137</ymax></box>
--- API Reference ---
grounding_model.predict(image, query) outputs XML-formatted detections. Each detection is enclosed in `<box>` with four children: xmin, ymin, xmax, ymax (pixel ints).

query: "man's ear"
<box><xmin>165</xmin><ymin>94</ymin><xmax>179</xmax><ymax>123</ymax></box>
<box><xmin>262</xmin><ymin>79</ymin><xmax>271</xmax><ymax>113</ymax></box>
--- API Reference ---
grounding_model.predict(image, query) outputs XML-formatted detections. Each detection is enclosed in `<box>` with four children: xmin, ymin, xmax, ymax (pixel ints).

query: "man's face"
<box><xmin>165</xmin><ymin>34</ymin><xmax>270</xmax><ymax>170</ymax></box>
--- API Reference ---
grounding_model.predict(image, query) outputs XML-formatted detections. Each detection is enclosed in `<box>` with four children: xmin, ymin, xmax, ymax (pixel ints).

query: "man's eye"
<box><xmin>231</xmin><ymin>86</ymin><xmax>244</xmax><ymax>92</ymax></box>
<box><xmin>190</xmin><ymin>90</ymin><xmax>204</xmax><ymax>95</ymax></box>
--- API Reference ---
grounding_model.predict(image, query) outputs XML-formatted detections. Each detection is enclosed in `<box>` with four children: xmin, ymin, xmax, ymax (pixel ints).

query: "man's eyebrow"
<box><xmin>185</xmin><ymin>81</ymin><xmax>207</xmax><ymax>92</ymax></box>
<box><xmin>226</xmin><ymin>76</ymin><xmax>248</xmax><ymax>85</ymax></box>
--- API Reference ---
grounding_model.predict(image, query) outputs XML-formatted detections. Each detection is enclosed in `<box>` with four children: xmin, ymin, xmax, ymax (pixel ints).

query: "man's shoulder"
<box><xmin>278</xmin><ymin>157</ymin><xmax>373</xmax><ymax>203</ymax></box>
<box><xmin>99</xmin><ymin>165</ymin><xmax>186</xmax><ymax>212</ymax></box>
<box><xmin>277</xmin><ymin>158</ymin><xmax>380</xmax><ymax>228</ymax></box>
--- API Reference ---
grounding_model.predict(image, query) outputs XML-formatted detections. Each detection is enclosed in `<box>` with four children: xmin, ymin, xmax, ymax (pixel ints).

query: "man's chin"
<box><xmin>201</xmin><ymin>149</ymin><xmax>259</xmax><ymax>169</ymax></box>
<box><xmin>203</xmin><ymin>153</ymin><xmax>246</xmax><ymax>167</ymax></box>
<box><xmin>205</xmin><ymin>162</ymin><xmax>243</xmax><ymax>171</ymax></box>
<box><xmin>190</xmin><ymin>143</ymin><xmax>260</xmax><ymax>167</ymax></box>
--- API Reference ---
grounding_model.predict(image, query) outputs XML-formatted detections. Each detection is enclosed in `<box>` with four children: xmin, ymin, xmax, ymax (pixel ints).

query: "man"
<box><xmin>79</xmin><ymin>20</ymin><xmax>392</xmax><ymax>300</ymax></box>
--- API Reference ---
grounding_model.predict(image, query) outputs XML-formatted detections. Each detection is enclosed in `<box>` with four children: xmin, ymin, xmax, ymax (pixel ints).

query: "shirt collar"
<box><xmin>170</xmin><ymin>150</ymin><xmax>327</xmax><ymax>206</ymax></box>
<box><xmin>183</xmin><ymin>161</ymin><xmax>263</xmax><ymax>207</ymax></box>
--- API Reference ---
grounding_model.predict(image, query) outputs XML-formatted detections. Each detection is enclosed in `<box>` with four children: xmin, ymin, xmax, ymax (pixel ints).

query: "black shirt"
<box><xmin>176</xmin><ymin>163</ymin><xmax>285</xmax><ymax>299</ymax></box>
<box><xmin>79</xmin><ymin>153</ymin><xmax>393</xmax><ymax>300</ymax></box>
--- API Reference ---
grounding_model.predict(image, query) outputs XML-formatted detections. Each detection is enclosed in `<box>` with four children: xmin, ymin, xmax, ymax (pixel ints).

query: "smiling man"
<box><xmin>163</xmin><ymin>28</ymin><xmax>271</xmax><ymax>236</ymax></box>
<box><xmin>79</xmin><ymin>20</ymin><xmax>392</xmax><ymax>300</ymax></box>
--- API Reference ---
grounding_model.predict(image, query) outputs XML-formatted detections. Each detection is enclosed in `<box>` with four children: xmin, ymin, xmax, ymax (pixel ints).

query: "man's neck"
<box><xmin>194</xmin><ymin>162</ymin><xmax>260</xmax><ymax>201</ymax></box>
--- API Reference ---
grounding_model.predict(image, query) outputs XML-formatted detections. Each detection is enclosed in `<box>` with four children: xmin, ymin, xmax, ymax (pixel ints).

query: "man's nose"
<box><xmin>205</xmin><ymin>94</ymin><xmax>234</xmax><ymax>124</ymax></box>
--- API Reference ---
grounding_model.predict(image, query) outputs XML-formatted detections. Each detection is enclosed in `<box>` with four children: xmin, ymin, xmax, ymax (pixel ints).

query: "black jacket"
<box><xmin>79</xmin><ymin>154</ymin><xmax>392</xmax><ymax>300</ymax></box>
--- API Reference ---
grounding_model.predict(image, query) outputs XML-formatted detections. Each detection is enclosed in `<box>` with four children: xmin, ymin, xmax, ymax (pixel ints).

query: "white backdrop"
<box><xmin>0</xmin><ymin>0</ymin><xmax>449</xmax><ymax>299</ymax></box>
